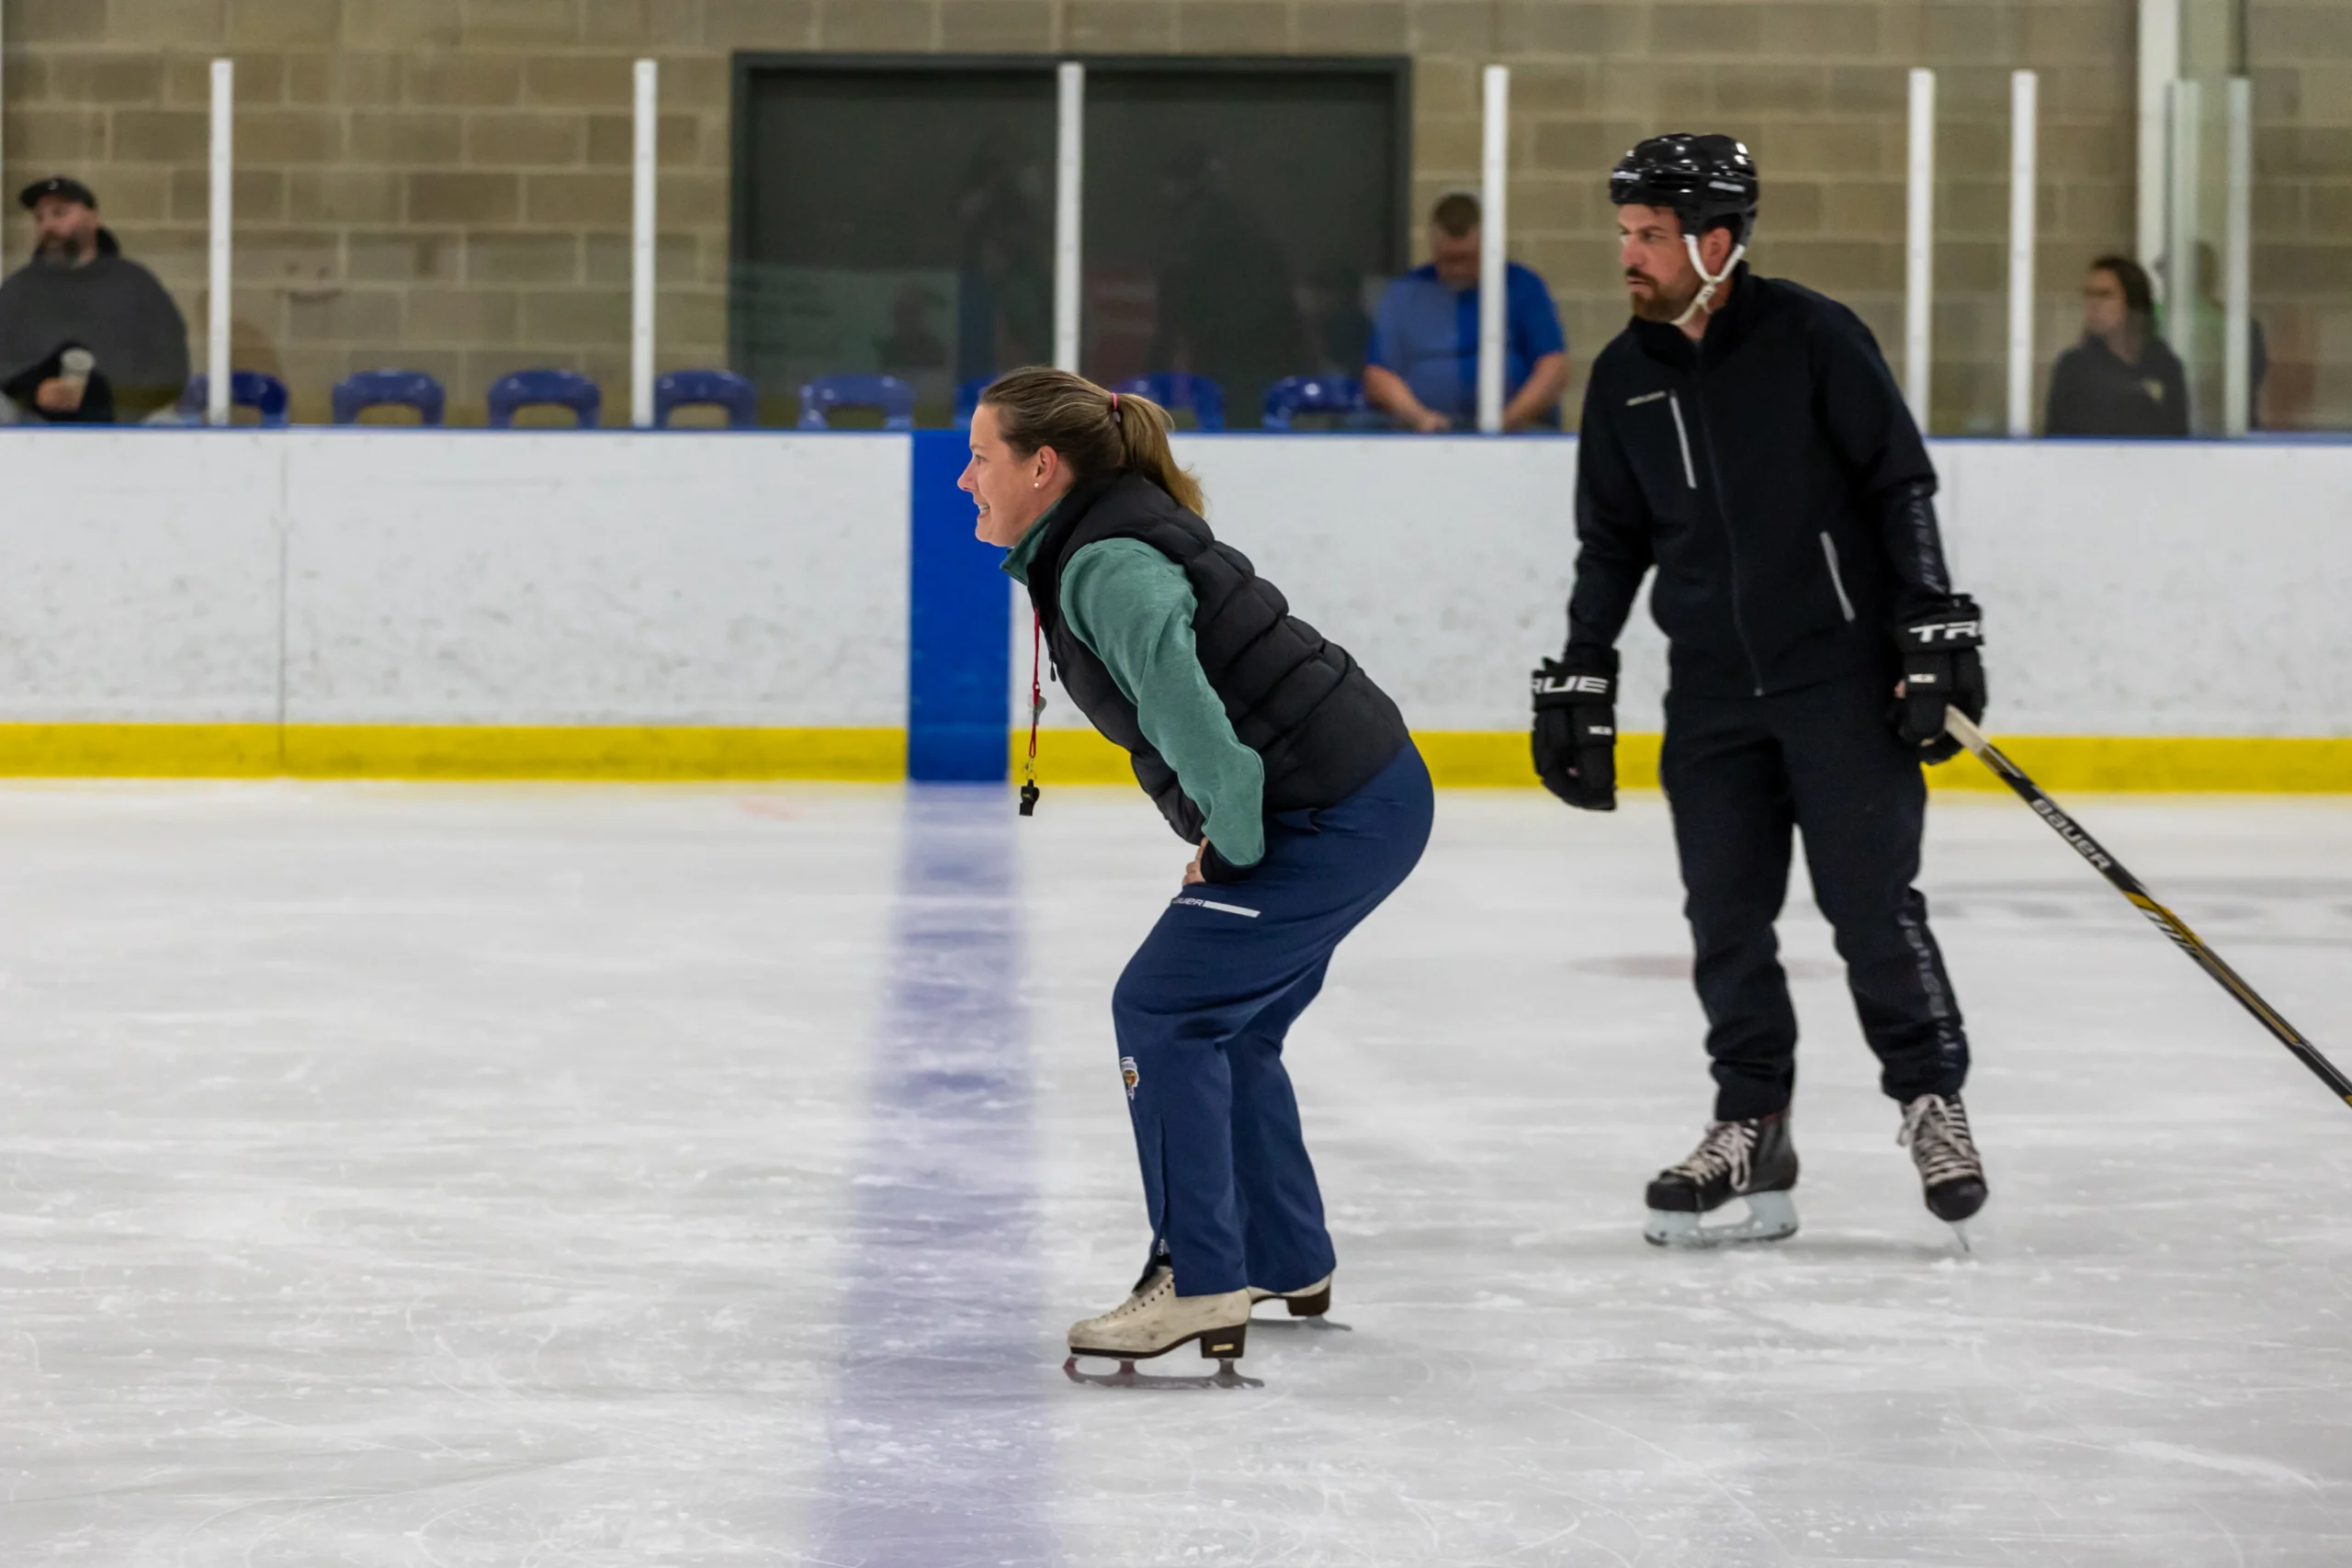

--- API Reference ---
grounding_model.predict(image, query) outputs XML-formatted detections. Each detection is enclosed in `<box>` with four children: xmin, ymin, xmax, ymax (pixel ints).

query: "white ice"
<box><xmin>2</xmin><ymin>779</ymin><xmax>2349</xmax><ymax>1565</ymax></box>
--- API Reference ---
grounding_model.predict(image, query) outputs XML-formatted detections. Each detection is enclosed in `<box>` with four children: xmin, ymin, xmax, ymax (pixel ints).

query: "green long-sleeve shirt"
<box><xmin>1003</xmin><ymin>515</ymin><xmax>1266</xmax><ymax>869</ymax></box>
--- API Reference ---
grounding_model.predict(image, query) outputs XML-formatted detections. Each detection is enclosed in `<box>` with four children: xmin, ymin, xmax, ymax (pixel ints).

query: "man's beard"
<box><xmin>35</xmin><ymin>235</ymin><xmax>85</xmax><ymax>264</ymax></box>
<box><xmin>1627</xmin><ymin>271</ymin><xmax>1698</xmax><ymax>322</ymax></box>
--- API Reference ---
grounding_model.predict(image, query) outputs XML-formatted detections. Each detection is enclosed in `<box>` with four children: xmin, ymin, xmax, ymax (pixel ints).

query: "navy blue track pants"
<box><xmin>1661</xmin><ymin>673</ymin><xmax>1970</xmax><ymax>1121</ymax></box>
<box><xmin>1111</xmin><ymin>743</ymin><xmax>1433</xmax><ymax>1298</ymax></box>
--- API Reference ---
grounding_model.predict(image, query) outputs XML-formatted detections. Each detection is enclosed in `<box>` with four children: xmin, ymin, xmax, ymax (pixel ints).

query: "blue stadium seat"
<box><xmin>1114</xmin><ymin>373</ymin><xmax>1226</xmax><ymax>433</ymax></box>
<box><xmin>955</xmin><ymin>375</ymin><xmax>994</xmax><ymax>429</ymax></box>
<box><xmin>1261</xmin><ymin>375</ymin><xmax>1366</xmax><ymax>432</ymax></box>
<box><xmin>798</xmin><ymin>374</ymin><xmax>915</xmax><ymax>432</ymax></box>
<box><xmin>654</xmin><ymin>368</ymin><xmax>759</xmax><ymax>429</ymax></box>
<box><xmin>487</xmin><ymin>369</ymin><xmax>600</xmax><ymax>429</ymax></box>
<box><xmin>333</xmin><ymin>369</ymin><xmax>445</xmax><ymax>426</ymax></box>
<box><xmin>178</xmin><ymin>371</ymin><xmax>291</xmax><ymax>427</ymax></box>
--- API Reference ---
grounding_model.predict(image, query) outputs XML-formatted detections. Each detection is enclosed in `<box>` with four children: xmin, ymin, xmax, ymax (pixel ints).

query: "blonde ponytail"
<box><xmin>978</xmin><ymin>367</ymin><xmax>1207</xmax><ymax>516</ymax></box>
<box><xmin>1109</xmin><ymin>390</ymin><xmax>1206</xmax><ymax>514</ymax></box>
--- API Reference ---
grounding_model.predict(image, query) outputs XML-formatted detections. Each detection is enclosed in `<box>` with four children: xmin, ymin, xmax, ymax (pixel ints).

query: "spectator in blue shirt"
<box><xmin>1363</xmin><ymin>192</ymin><xmax>1568</xmax><ymax>433</ymax></box>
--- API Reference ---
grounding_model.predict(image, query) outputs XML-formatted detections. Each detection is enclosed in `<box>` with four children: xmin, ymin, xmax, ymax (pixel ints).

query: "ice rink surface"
<box><xmin>2</xmin><ymin>778</ymin><xmax>2349</xmax><ymax>1566</ymax></box>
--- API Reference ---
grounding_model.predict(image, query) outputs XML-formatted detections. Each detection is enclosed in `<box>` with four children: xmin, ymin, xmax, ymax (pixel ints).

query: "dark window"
<box><xmin>733</xmin><ymin>58</ymin><xmax>1407</xmax><ymax>428</ymax></box>
<box><xmin>734</xmin><ymin>64</ymin><xmax>1057</xmax><ymax>426</ymax></box>
<box><xmin>1081</xmin><ymin>64</ymin><xmax>1406</xmax><ymax>426</ymax></box>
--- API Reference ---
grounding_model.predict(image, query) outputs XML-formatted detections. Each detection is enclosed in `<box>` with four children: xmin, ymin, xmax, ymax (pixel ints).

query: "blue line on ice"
<box><xmin>811</xmin><ymin>785</ymin><xmax>1057</xmax><ymax>1566</ymax></box>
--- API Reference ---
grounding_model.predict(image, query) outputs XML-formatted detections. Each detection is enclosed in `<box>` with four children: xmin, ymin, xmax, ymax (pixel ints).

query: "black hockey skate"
<box><xmin>1899</xmin><ymin>1092</ymin><xmax>1987</xmax><ymax>1246</ymax></box>
<box><xmin>1643</xmin><ymin>1112</ymin><xmax>1800</xmax><ymax>1248</ymax></box>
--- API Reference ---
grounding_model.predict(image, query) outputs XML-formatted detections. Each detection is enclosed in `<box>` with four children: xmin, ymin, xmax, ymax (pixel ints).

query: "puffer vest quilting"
<box><xmin>1025</xmin><ymin>472</ymin><xmax>1409</xmax><ymax>842</ymax></box>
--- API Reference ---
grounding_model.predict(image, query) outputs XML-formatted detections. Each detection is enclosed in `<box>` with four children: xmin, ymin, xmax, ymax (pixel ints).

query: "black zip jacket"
<box><xmin>1566</xmin><ymin>265</ymin><xmax>1955</xmax><ymax>698</ymax></box>
<box><xmin>2043</xmin><ymin>331</ymin><xmax>2189</xmax><ymax>438</ymax></box>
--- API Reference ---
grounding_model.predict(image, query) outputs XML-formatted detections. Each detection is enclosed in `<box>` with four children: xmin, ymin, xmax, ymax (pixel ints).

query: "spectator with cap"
<box><xmin>0</xmin><ymin>176</ymin><xmax>189</xmax><ymax>423</ymax></box>
<box><xmin>1363</xmin><ymin>192</ymin><xmax>1567</xmax><ymax>433</ymax></box>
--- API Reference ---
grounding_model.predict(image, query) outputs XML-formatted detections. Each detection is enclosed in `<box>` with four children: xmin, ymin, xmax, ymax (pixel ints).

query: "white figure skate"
<box><xmin>1065</xmin><ymin>1265</ymin><xmax>1256</xmax><ymax>1389</ymax></box>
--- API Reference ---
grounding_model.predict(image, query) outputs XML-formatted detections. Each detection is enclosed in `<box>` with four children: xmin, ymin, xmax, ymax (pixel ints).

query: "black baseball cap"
<box><xmin>19</xmin><ymin>175</ymin><xmax>97</xmax><ymax>210</ymax></box>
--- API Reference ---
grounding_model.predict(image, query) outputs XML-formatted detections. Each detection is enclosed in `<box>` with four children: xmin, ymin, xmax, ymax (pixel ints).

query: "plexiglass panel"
<box><xmin>1079</xmin><ymin>66</ymin><xmax>1404</xmax><ymax>429</ymax></box>
<box><xmin>735</xmin><ymin>66</ymin><xmax>1057</xmax><ymax>428</ymax></box>
<box><xmin>2170</xmin><ymin>0</ymin><xmax>2253</xmax><ymax>434</ymax></box>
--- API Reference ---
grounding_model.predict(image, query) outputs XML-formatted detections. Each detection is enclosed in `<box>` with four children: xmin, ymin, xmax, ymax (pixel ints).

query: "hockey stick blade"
<box><xmin>1943</xmin><ymin>709</ymin><xmax>2352</xmax><ymax>1109</ymax></box>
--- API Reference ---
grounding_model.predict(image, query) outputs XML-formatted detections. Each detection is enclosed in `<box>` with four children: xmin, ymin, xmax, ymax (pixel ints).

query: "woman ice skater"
<box><xmin>962</xmin><ymin>368</ymin><xmax>1431</xmax><ymax>1372</ymax></box>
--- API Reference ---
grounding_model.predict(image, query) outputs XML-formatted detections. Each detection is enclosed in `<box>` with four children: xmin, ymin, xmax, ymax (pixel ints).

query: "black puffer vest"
<box><xmin>1027</xmin><ymin>472</ymin><xmax>1409</xmax><ymax>842</ymax></box>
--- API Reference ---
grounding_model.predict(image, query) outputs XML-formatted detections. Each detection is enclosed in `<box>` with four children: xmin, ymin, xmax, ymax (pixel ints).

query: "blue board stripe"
<box><xmin>907</xmin><ymin>430</ymin><xmax>1011</xmax><ymax>783</ymax></box>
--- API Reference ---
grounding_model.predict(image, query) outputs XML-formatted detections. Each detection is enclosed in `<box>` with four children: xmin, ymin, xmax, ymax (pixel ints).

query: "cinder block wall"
<box><xmin>1409</xmin><ymin>1</ymin><xmax>2142</xmax><ymax>434</ymax></box>
<box><xmin>2251</xmin><ymin>5</ymin><xmax>2352</xmax><ymax>429</ymax></box>
<box><xmin>0</xmin><ymin>0</ymin><xmax>2332</xmax><ymax>430</ymax></box>
<box><xmin>3</xmin><ymin>0</ymin><xmax>734</xmax><ymax>424</ymax></box>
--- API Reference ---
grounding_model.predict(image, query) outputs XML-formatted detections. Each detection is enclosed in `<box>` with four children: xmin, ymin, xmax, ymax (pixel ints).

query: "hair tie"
<box><xmin>1109</xmin><ymin>390</ymin><xmax>1122</xmax><ymax>424</ymax></box>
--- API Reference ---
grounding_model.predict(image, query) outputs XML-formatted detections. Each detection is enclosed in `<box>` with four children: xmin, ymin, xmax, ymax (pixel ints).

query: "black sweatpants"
<box><xmin>1660</xmin><ymin>672</ymin><xmax>1968</xmax><ymax>1121</ymax></box>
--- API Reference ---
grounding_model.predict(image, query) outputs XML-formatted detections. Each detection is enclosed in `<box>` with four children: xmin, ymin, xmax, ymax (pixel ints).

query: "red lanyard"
<box><xmin>1018</xmin><ymin>611</ymin><xmax>1043</xmax><ymax>816</ymax></box>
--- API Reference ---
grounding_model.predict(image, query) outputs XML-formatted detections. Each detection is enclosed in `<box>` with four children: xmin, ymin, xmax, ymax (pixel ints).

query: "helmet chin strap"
<box><xmin>1673</xmin><ymin>233</ymin><xmax>1747</xmax><ymax>328</ymax></box>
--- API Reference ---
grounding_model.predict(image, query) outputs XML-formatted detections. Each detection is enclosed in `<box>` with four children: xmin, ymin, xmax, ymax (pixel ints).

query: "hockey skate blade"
<box><xmin>1643</xmin><ymin>1190</ymin><xmax>1799</xmax><ymax>1248</ymax></box>
<box><xmin>1062</xmin><ymin>1355</ymin><xmax>1263</xmax><ymax>1391</ymax></box>
<box><xmin>1946</xmin><ymin>1220</ymin><xmax>1974</xmax><ymax>1255</ymax></box>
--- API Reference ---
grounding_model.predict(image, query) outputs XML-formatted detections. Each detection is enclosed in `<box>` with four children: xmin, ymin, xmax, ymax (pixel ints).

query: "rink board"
<box><xmin>2</xmin><ymin>427</ymin><xmax>2346</xmax><ymax>788</ymax></box>
<box><xmin>1027</xmin><ymin>724</ymin><xmax>2352</xmax><ymax>794</ymax></box>
<box><xmin>0</xmin><ymin>723</ymin><xmax>2343</xmax><ymax>792</ymax></box>
<box><xmin>0</xmin><ymin>722</ymin><xmax>901</xmax><ymax>779</ymax></box>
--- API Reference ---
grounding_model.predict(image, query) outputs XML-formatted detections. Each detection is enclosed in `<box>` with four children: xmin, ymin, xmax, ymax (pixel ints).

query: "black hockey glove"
<box><xmin>1892</xmin><ymin>595</ymin><xmax>1986</xmax><ymax>764</ymax></box>
<box><xmin>1532</xmin><ymin>648</ymin><xmax>1618</xmax><ymax>810</ymax></box>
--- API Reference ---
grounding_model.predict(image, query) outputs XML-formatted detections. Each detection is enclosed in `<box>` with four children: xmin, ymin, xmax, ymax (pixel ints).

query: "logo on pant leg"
<box><xmin>1170</xmin><ymin>895</ymin><xmax>1260</xmax><ymax>918</ymax></box>
<box><xmin>1120</xmin><ymin>1056</ymin><xmax>1140</xmax><ymax>1100</ymax></box>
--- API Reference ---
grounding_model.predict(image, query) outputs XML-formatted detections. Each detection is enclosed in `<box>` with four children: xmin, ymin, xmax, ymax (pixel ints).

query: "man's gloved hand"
<box><xmin>1532</xmin><ymin>648</ymin><xmax>1619</xmax><ymax>810</ymax></box>
<box><xmin>1892</xmin><ymin>594</ymin><xmax>1986</xmax><ymax>764</ymax></box>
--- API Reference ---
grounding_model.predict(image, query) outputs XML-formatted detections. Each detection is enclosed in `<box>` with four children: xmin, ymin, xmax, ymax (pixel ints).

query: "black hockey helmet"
<box><xmin>1610</xmin><ymin>133</ymin><xmax>1759</xmax><ymax>247</ymax></box>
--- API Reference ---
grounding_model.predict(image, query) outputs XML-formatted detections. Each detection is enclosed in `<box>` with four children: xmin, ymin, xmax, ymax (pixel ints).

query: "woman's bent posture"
<box><xmin>962</xmin><ymin>368</ymin><xmax>1431</xmax><ymax>1372</ymax></box>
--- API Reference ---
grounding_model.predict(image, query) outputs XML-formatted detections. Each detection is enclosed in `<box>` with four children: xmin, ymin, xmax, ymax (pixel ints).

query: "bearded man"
<box><xmin>1530</xmin><ymin>134</ymin><xmax>1993</xmax><ymax>1248</ymax></box>
<box><xmin>0</xmin><ymin>176</ymin><xmax>189</xmax><ymax>423</ymax></box>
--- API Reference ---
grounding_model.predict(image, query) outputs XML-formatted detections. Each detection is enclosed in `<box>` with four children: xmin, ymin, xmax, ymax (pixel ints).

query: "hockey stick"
<box><xmin>1943</xmin><ymin>709</ymin><xmax>2352</xmax><ymax>1108</ymax></box>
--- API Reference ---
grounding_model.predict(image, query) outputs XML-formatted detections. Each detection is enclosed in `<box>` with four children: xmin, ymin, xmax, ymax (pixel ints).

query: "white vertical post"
<box><xmin>1476</xmin><ymin>64</ymin><xmax>1510</xmax><ymax>434</ymax></box>
<box><xmin>2223</xmin><ymin>75</ymin><xmax>2252</xmax><ymax>437</ymax></box>
<box><xmin>1904</xmin><ymin>67</ymin><xmax>1935</xmax><ymax>430</ymax></box>
<box><xmin>2007</xmin><ymin>71</ymin><xmax>2038</xmax><ymax>438</ymax></box>
<box><xmin>630</xmin><ymin>59</ymin><xmax>657</xmax><ymax>429</ymax></box>
<box><xmin>208</xmin><ymin>59</ymin><xmax>233</xmax><ymax>427</ymax></box>
<box><xmin>1053</xmin><ymin>62</ymin><xmax>1084</xmax><ymax>375</ymax></box>
<box><xmin>2167</xmin><ymin>78</ymin><xmax>2200</xmax><ymax>429</ymax></box>
<box><xmin>2137</xmin><ymin>0</ymin><xmax>2181</xmax><ymax>290</ymax></box>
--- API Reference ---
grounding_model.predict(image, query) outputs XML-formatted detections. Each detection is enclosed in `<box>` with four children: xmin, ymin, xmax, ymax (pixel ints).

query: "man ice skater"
<box><xmin>1531</xmin><ymin>134</ymin><xmax>1990</xmax><ymax>1247</ymax></box>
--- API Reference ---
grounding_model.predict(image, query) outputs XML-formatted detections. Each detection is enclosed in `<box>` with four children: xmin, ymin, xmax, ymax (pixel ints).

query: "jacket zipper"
<box><xmin>1819</xmin><ymin>532</ymin><xmax>1858</xmax><ymax>622</ymax></box>
<box><xmin>1685</xmin><ymin>359</ymin><xmax>1768</xmax><ymax>696</ymax></box>
<box><xmin>1666</xmin><ymin>393</ymin><xmax>1697</xmax><ymax>489</ymax></box>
